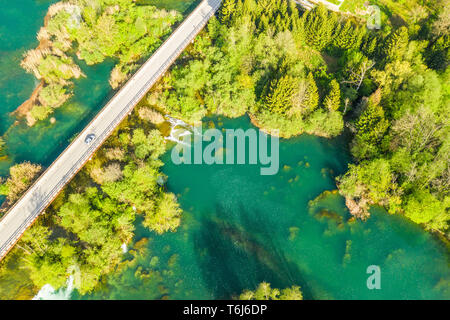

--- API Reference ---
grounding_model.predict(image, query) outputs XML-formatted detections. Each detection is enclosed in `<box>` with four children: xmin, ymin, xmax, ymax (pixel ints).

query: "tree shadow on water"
<box><xmin>192</xmin><ymin>203</ymin><xmax>314</xmax><ymax>299</ymax></box>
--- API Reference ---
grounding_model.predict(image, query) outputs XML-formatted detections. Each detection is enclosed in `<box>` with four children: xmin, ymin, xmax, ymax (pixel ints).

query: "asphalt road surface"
<box><xmin>0</xmin><ymin>0</ymin><xmax>222</xmax><ymax>260</ymax></box>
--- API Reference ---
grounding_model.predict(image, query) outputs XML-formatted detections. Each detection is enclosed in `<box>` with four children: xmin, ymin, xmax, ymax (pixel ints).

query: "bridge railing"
<box><xmin>0</xmin><ymin>0</ymin><xmax>222</xmax><ymax>259</ymax></box>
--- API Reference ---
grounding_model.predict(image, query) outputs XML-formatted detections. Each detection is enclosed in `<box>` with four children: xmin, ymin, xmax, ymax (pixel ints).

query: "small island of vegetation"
<box><xmin>239</xmin><ymin>282</ymin><xmax>303</xmax><ymax>300</ymax></box>
<box><xmin>0</xmin><ymin>0</ymin><xmax>448</xmax><ymax>299</ymax></box>
<box><xmin>17</xmin><ymin>0</ymin><xmax>181</xmax><ymax>126</ymax></box>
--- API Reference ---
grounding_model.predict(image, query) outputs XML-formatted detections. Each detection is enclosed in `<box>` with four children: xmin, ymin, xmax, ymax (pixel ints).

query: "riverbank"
<box><xmin>0</xmin><ymin>0</ymin><xmax>448</xmax><ymax>300</ymax></box>
<box><xmin>15</xmin><ymin>0</ymin><xmax>181</xmax><ymax>126</ymax></box>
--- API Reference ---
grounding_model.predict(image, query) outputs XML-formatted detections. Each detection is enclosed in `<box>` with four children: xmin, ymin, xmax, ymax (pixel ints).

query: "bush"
<box><xmin>0</xmin><ymin>162</ymin><xmax>42</xmax><ymax>203</ymax></box>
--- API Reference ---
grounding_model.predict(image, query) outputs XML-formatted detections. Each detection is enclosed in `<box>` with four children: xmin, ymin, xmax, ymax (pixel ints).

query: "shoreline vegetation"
<box><xmin>239</xmin><ymin>282</ymin><xmax>303</xmax><ymax>300</ymax></box>
<box><xmin>0</xmin><ymin>163</ymin><xmax>42</xmax><ymax>214</ymax></box>
<box><xmin>143</xmin><ymin>0</ymin><xmax>448</xmax><ymax>235</ymax></box>
<box><xmin>0</xmin><ymin>97</ymin><xmax>181</xmax><ymax>298</ymax></box>
<box><xmin>16</xmin><ymin>0</ymin><xmax>181</xmax><ymax>126</ymax></box>
<box><xmin>0</xmin><ymin>0</ymin><xmax>449</xmax><ymax>299</ymax></box>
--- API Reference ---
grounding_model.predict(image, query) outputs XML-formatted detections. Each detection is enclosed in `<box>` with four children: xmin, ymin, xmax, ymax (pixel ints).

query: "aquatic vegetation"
<box><xmin>288</xmin><ymin>226</ymin><xmax>300</xmax><ymax>241</ymax></box>
<box><xmin>239</xmin><ymin>282</ymin><xmax>303</xmax><ymax>300</ymax></box>
<box><xmin>343</xmin><ymin>239</ymin><xmax>352</xmax><ymax>266</ymax></box>
<box><xmin>0</xmin><ymin>138</ymin><xmax>6</xmax><ymax>159</ymax></box>
<box><xmin>19</xmin><ymin>0</ymin><xmax>182</xmax><ymax>125</ymax></box>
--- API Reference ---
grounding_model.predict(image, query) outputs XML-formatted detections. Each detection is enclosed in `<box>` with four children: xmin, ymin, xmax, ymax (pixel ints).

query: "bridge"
<box><xmin>0</xmin><ymin>0</ymin><xmax>222</xmax><ymax>261</ymax></box>
<box><xmin>295</xmin><ymin>0</ymin><xmax>343</xmax><ymax>12</ymax></box>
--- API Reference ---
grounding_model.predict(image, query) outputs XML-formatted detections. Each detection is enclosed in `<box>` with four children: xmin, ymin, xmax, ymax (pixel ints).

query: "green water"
<box><xmin>76</xmin><ymin>116</ymin><xmax>450</xmax><ymax>300</ymax></box>
<box><xmin>0</xmin><ymin>0</ymin><xmax>116</xmax><ymax>176</ymax></box>
<box><xmin>0</xmin><ymin>0</ymin><xmax>199</xmax><ymax>177</ymax></box>
<box><xmin>1</xmin><ymin>1</ymin><xmax>449</xmax><ymax>300</ymax></box>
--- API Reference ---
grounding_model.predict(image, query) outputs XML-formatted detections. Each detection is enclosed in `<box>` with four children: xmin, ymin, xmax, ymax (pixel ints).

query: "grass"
<box><xmin>340</xmin><ymin>0</ymin><xmax>434</xmax><ymax>23</ymax></box>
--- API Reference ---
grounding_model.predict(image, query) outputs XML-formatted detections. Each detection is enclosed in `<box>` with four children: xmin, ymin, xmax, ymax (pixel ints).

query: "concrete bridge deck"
<box><xmin>0</xmin><ymin>0</ymin><xmax>222</xmax><ymax>261</ymax></box>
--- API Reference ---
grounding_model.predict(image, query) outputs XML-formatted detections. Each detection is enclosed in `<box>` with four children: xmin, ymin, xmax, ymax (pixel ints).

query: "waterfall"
<box><xmin>121</xmin><ymin>243</ymin><xmax>128</xmax><ymax>254</ymax></box>
<box><xmin>165</xmin><ymin>115</ymin><xmax>194</xmax><ymax>146</ymax></box>
<box><xmin>33</xmin><ymin>275</ymin><xmax>74</xmax><ymax>300</ymax></box>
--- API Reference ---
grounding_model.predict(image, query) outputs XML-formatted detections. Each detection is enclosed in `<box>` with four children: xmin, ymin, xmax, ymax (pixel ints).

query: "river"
<box><xmin>0</xmin><ymin>1</ymin><xmax>449</xmax><ymax>300</ymax></box>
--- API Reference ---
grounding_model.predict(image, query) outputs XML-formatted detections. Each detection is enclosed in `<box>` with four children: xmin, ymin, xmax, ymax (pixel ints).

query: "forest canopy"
<box><xmin>20</xmin><ymin>0</ymin><xmax>181</xmax><ymax>125</ymax></box>
<box><xmin>0</xmin><ymin>0</ymin><xmax>448</xmax><ymax>299</ymax></box>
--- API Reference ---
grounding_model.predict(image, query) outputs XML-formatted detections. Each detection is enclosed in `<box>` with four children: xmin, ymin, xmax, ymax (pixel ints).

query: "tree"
<box><xmin>23</xmin><ymin>239</ymin><xmax>73</xmax><ymax>290</ymax></box>
<box><xmin>334</xmin><ymin>20</ymin><xmax>365</xmax><ymax>50</ymax></box>
<box><xmin>38</xmin><ymin>83</ymin><xmax>70</xmax><ymax>108</ymax></box>
<box><xmin>425</xmin><ymin>35</ymin><xmax>449</xmax><ymax>71</ymax></box>
<box><xmin>0</xmin><ymin>137</ymin><xmax>6</xmax><ymax>157</ymax></box>
<box><xmin>307</xmin><ymin>109</ymin><xmax>344</xmax><ymax>138</ymax></box>
<box><xmin>18</xmin><ymin>224</ymin><xmax>51</xmax><ymax>256</ymax></box>
<box><xmin>18</xmin><ymin>223</ymin><xmax>75</xmax><ymax>290</ymax></box>
<box><xmin>239</xmin><ymin>282</ymin><xmax>303</xmax><ymax>300</ymax></box>
<box><xmin>384</xmin><ymin>27</ymin><xmax>409</xmax><ymax>62</ymax></box>
<box><xmin>338</xmin><ymin>159</ymin><xmax>400</xmax><ymax>214</ymax></box>
<box><xmin>361</xmin><ymin>34</ymin><xmax>378</xmax><ymax>57</ymax></box>
<box><xmin>101</xmin><ymin>163</ymin><xmax>123</xmax><ymax>184</ymax></box>
<box><xmin>20</xmin><ymin>1</ymin><xmax>182</xmax><ymax>124</ymax></box>
<box><xmin>279</xmin><ymin>285</ymin><xmax>303</xmax><ymax>300</ymax></box>
<box><xmin>288</xmin><ymin>79</ymin><xmax>309</xmax><ymax>117</ymax></box>
<box><xmin>324</xmin><ymin>79</ymin><xmax>341</xmax><ymax>111</ymax></box>
<box><xmin>351</xmin><ymin>101</ymin><xmax>389</xmax><ymax>160</ymax></box>
<box><xmin>306</xmin><ymin>72</ymin><xmax>319</xmax><ymax>112</ymax></box>
<box><xmin>341</xmin><ymin>52</ymin><xmax>375</xmax><ymax>92</ymax></box>
<box><xmin>0</xmin><ymin>162</ymin><xmax>42</xmax><ymax>203</ymax></box>
<box><xmin>432</xmin><ymin>3</ymin><xmax>450</xmax><ymax>37</ymax></box>
<box><xmin>220</xmin><ymin>0</ymin><xmax>236</xmax><ymax>24</ymax></box>
<box><xmin>404</xmin><ymin>190</ymin><xmax>449</xmax><ymax>232</ymax></box>
<box><xmin>264</xmin><ymin>75</ymin><xmax>296</xmax><ymax>114</ymax></box>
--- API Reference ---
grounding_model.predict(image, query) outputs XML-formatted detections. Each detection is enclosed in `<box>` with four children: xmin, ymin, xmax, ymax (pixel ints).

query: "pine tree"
<box><xmin>334</xmin><ymin>20</ymin><xmax>354</xmax><ymax>50</ymax></box>
<box><xmin>220</xmin><ymin>0</ymin><xmax>236</xmax><ymax>24</ymax></box>
<box><xmin>306</xmin><ymin>72</ymin><xmax>319</xmax><ymax>111</ymax></box>
<box><xmin>362</xmin><ymin>34</ymin><xmax>378</xmax><ymax>57</ymax></box>
<box><xmin>242</xmin><ymin>0</ymin><xmax>257</xmax><ymax>16</ymax></box>
<box><xmin>324</xmin><ymin>79</ymin><xmax>341</xmax><ymax>111</ymax></box>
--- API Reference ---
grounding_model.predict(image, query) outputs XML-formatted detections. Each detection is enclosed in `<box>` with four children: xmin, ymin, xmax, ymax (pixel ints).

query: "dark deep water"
<box><xmin>76</xmin><ymin>116</ymin><xmax>450</xmax><ymax>300</ymax></box>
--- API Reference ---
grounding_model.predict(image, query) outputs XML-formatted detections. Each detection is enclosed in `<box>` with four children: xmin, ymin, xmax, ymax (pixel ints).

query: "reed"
<box><xmin>20</xmin><ymin>48</ymin><xmax>51</xmax><ymax>79</ymax></box>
